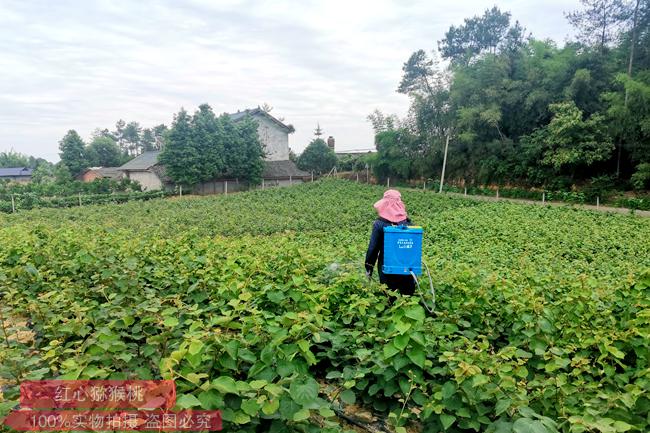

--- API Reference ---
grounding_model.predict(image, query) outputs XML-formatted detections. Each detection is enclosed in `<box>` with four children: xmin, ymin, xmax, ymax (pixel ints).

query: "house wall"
<box><xmin>195</xmin><ymin>180</ymin><xmax>249</xmax><ymax>195</ymax></box>
<box><xmin>0</xmin><ymin>176</ymin><xmax>31</xmax><ymax>184</ymax></box>
<box><xmin>255</xmin><ymin>115</ymin><xmax>289</xmax><ymax>161</ymax></box>
<box><xmin>125</xmin><ymin>170</ymin><xmax>162</xmax><ymax>191</ymax></box>
<box><xmin>259</xmin><ymin>178</ymin><xmax>305</xmax><ymax>188</ymax></box>
<box><xmin>80</xmin><ymin>171</ymin><xmax>99</xmax><ymax>182</ymax></box>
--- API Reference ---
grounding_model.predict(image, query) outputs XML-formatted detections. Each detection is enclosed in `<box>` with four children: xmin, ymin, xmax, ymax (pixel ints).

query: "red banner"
<box><xmin>3</xmin><ymin>410</ymin><xmax>222</xmax><ymax>431</ymax></box>
<box><xmin>20</xmin><ymin>381</ymin><xmax>176</xmax><ymax>410</ymax></box>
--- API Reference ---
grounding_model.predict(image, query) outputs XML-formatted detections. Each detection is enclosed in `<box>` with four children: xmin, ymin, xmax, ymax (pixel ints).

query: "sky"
<box><xmin>0</xmin><ymin>0</ymin><xmax>580</xmax><ymax>162</ymax></box>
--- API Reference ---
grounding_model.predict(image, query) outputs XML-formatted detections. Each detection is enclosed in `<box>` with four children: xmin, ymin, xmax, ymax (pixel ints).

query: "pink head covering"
<box><xmin>374</xmin><ymin>189</ymin><xmax>407</xmax><ymax>223</ymax></box>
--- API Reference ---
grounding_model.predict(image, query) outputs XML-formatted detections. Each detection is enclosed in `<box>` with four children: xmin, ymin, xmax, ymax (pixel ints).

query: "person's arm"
<box><xmin>365</xmin><ymin>221</ymin><xmax>382</xmax><ymax>277</ymax></box>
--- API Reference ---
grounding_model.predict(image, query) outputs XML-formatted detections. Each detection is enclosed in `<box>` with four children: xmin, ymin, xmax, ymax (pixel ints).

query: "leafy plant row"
<box><xmin>0</xmin><ymin>190</ymin><xmax>170</xmax><ymax>213</ymax></box>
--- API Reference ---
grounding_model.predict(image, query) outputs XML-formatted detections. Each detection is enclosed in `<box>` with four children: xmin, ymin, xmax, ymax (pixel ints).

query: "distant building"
<box><xmin>0</xmin><ymin>167</ymin><xmax>33</xmax><ymax>183</ymax></box>
<box><xmin>118</xmin><ymin>107</ymin><xmax>307</xmax><ymax>193</ymax></box>
<box><xmin>118</xmin><ymin>151</ymin><xmax>167</xmax><ymax>191</ymax></box>
<box><xmin>327</xmin><ymin>136</ymin><xmax>335</xmax><ymax>150</ymax></box>
<box><xmin>77</xmin><ymin>167</ymin><xmax>123</xmax><ymax>182</ymax></box>
<box><xmin>229</xmin><ymin>108</ymin><xmax>292</xmax><ymax>161</ymax></box>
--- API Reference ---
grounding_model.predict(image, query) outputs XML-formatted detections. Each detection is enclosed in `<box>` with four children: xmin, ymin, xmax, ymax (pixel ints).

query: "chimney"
<box><xmin>327</xmin><ymin>136</ymin><xmax>335</xmax><ymax>150</ymax></box>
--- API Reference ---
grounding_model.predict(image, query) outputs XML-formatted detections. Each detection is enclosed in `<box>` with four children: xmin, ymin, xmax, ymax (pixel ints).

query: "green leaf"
<box><xmin>612</xmin><ymin>421</ymin><xmax>634</xmax><ymax>432</ymax></box>
<box><xmin>293</xmin><ymin>408</ymin><xmax>310</xmax><ymax>422</ymax></box>
<box><xmin>212</xmin><ymin>376</ymin><xmax>239</xmax><ymax>395</ymax></box>
<box><xmin>319</xmin><ymin>407</ymin><xmax>336</xmax><ymax>417</ymax></box>
<box><xmin>289</xmin><ymin>377</ymin><xmax>319</xmax><ymax>405</ymax></box>
<box><xmin>240</xmin><ymin>399</ymin><xmax>260</xmax><ymax>416</ymax></box>
<box><xmin>250</xmin><ymin>379</ymin><xmax>267</xmax><ymax>389</ymax></box>
<box><xmin>404</xmin><ymin>305</ymin><xmax>425</xmax><ymax>322</ymax></box>
<box><xmin>197</xmin><ymin>390</ymin><xmax>223</xmax><ymax>410</ymax></box>
<box><xmin>512</xmin><ymin>418</ymin><xmax>548</xmax><ymax>433</ymax></box>
<box><xmin>232</xmin><ymin>411</ymin><xmax>251</xmax><ymax>424</ymax></box>
<box><xmin>607</xmin><ymin>345</ymin><xmax>626</xmax><ymax>359</ymax></box>
<box><xmin>297</xmin><ymin>339</ymin><xmax>310</xmax><ymax>353</ymax></box>
<box><xmin>262</xmin><ymin>398</ymin><xmax>280</xmax><ymax>415</ymax></box>
<box><xmin>383</xmin><ymin>341</ymin><xmax>400</xmax><ymax>359</ymax></box>
<box><xmin>395</xmin><ymin>320</ymin><xmax>411</xmax><ymax>334</ymax></box>
<box><xmin>188</xmin><ymin>340</ymin><xmax>204</xmax><ymax>355</ymax></box>
<box><xmin>441</xmin><ymin>381</ymin><xmax>456</xmax><ymax>399</ymax></box>
<box><xmin>264</xmin><ymin>383</ymin><xmax>284</xmax><ymax>397</ymax></box>
<box><xmin>407</xmin><ymin>346</ymin><xmax>426</xmax><ymax>368</ymax></box>
<box><xmin>472</xmin><ymin>374</ymin><xmax>490</xmax><ymax>387</ymax></box>
<box><xmin>440</xmin><ymin>414</ymin><xmax>456</xmax><ymax>430</ymax></box>
<box><xmin>163</xmin><ymin>317</ymin><xmax>179</xmax><ymax>327</ymax></box>
<box><xmin>340</xmin><ymin>389</ymin><xmax>356</xmax><ymax>405</ymax></box>
<box><xmin>495</xmin><ymin>399</ymin><xmax>511</xmax><ymax>415</ymax></box>
<box><xmin>394</xmin><ymin>334</ymin><xmax>410</xmax><ymax>351</ymax></box>
<box><xmin>176</xmin><ymin>393</ymin><xmax>201</xmax><ymax>409</ymax></box>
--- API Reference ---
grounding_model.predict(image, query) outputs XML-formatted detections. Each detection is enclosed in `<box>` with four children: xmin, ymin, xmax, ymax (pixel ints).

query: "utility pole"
<box><xmin>439</xmin><ymin>133</ymin><xmax>450</xmax><ymax>193</ymax></box>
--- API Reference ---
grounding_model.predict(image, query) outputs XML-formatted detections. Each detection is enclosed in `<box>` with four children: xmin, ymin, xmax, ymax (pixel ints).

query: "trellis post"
<box><xmin>439</xmin><ymin>133</ymin><xmax>450</xmax><ymax>193</ymax></box>
<box><xmin>11</xmin><ymin>194</ymin><xmax>15</xmax><ymax>213</ymax></box>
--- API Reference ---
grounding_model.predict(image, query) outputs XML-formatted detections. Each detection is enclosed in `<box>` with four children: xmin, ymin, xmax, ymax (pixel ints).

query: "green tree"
<box><xmin>58</xmin><ymin>130</ymin><xmax>87</xmax><ymax>176</ymax></box>
<box><xmin>31</xmin><ymin>163</ymin><xmax>55</xmax><ymax>183</ymax></box>
<box><xmin>0</xmin><ymin>150</ymin><xmax>30</xmax><ymax>167</ymax></box>
<box><xmin>297</xmin><ymin>138</ymin><xmax>337</xmax><ymax>174</ymax></box>
<box><xmin>123</xmin><ymin>121</ymin><xmax>142</xmax><ymax>155</ymax></box>
<box><xmin>523</xmin><ymin>101</ymin><xmax>613</xmax><ymax>175</ymax></box>
<box><xmin>566</xmin><ymin>0</ymin><xmax>630</xmax><ymax>53</ymax></box>
<box><xmin>221</xmin><ymin>114</ymin><xmax>265</xmax><ymax>183</ymax></box>
<box><xmin>114</xmin><ymin>119</ymin><xmax>127</xmax><ymax>153</ymax></box>
<box><xmin>159</xmin><ymin>109</ymin><xmax>199</xmax><ymax>187</ymax></box>
<box><xmin>87</xmin><ymin>136</ymin><xmax>123</xmax><ymax>167</ymax></box>
<box><xmin>604</xmin><ymin>72</ymin><xmax>650</xmax><ymax>172</ymax></box>
<box><xmin>438</xmin><ymin>6</ymin><xmax>517</xmax><ymax>64</ymax></box>
<box><xmin>141</xmin><ymin>128</ymin><xmax>156</xmax><ymax>152</ymax></box>
<box><xmin>54</xmin><ymin>162</ymin><xmax>73</xmax><ymax>184</ymax></box>
<box><xmin>153</xmin><ymin>124</ymin><xmax>168</xmax><ymax>150</ymax></box>
<box><xmin>160</xmin><ymin>104</ymin><xmax>265</xmax><ymax>187</ymax></box>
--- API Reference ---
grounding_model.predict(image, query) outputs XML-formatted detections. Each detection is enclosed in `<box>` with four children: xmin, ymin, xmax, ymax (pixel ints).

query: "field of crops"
<box><xmin>1</xmin><ymin>180</ymin><xmax>649</xmax><ymax>433</ymax></box>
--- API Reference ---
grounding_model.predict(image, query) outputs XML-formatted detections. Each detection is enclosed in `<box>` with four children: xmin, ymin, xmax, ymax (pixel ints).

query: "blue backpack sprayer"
<box><xmin>382</xmin><ymin>225</ymin><xmax>435</xmax><ymax>312</ymax></box>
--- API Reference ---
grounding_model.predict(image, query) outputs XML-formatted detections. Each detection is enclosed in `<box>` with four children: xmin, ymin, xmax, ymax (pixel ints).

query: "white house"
<box><xmin>229</xmin><ymin>108</ymin><xmax>292</xmax><ymax>161</ymax></box>
<box><xmin>119</xmin><ymin>150</ymin><xmax>165</xmax><ymax>191</ymax></box>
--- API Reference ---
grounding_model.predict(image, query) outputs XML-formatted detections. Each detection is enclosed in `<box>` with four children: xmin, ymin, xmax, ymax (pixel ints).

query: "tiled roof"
<box><xmin>262</xmin><ymin>160</ymin><xmax>310</xmax><ymax>178</ymax></box>
<box><xmin>0</xmin><ymin>167</ymin><xmax>33</xmax><ymax>177</ymax></box>
<box><xmin>119</xmin><ymin>151</ymin><xmax>161</xmax><ymax>170</ymax></box>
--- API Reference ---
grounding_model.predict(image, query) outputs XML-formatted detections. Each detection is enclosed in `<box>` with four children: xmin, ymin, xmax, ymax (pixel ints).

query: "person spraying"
<box><xmin>364</xmin><ymin>189</ymin><xmax>416</xmax><ymax>297</ymax></box>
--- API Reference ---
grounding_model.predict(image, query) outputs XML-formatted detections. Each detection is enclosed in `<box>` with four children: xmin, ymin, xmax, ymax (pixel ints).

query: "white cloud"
<box><xmin>0</xmin><ymin>0</ymin><xmax>579</xmax><ymax>161</ymax></box>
